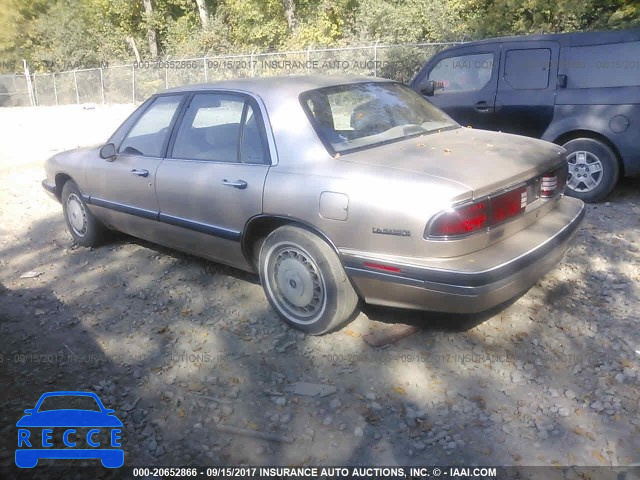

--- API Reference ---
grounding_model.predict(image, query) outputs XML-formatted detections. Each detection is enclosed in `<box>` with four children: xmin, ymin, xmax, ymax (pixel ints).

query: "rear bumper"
<box><xmin>342</xmin><ymin>196</ymin><xmax>585</xmax><ymax>313</ymax></box>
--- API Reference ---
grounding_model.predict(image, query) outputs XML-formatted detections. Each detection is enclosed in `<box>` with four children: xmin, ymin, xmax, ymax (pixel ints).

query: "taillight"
<box><xmin>540</xmin><ymin>174</ymin><xmax>558</xmax><ymax>197</ymax></box>
<box><xmin>427</xmin><ymin>186</ymin><xmax>526</xmax><ymax>238</ymax></box>
<box><xmin>429</xmin><ymin>200</ymin><xmax>489</xmax><ymax>237</ymax></box>
<box><xmin>490</xmin><ymin>186</ymin><xmax>527</xmax><ymax>224</ymax></box>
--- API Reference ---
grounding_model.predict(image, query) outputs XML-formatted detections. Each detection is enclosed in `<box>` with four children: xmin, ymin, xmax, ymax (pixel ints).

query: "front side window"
<box><xmin>118</xmin><ymin>95</ymin><xmax>182</xmax><ymax>157</ymax></box>
<box><xmin>301</xmin><ymin>82</ymin><xmax>457</xmax><ymax>154</ymax></box>
<box><xmin>504</xmin><ymin>48</ymin><xmax>551</xmax><ymax>89</ymax></box>
<box><xmin>427</xmin><ymin>53</ymin><xmax>494</xmax><ymax>93</ymax></box>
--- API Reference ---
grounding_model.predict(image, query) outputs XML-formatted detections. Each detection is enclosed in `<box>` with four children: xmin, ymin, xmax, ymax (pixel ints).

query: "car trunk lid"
<box><xmin>342</xmin><ymin>128</ymin><xmax>566</xmax><ymax>199</ymax></box>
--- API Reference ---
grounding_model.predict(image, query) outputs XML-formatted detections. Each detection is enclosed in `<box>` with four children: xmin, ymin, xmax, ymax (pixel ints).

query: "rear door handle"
<box><xmin>475</xmin><ymin>101</ymin><xmax>494</xmax><ymax>113</ymax></box>
<box><xmin>222</xmin><ymin>179</ymin><xmax>247</xmax><ymax>189</ymax></box>
<box><xmin>131</xmin><ymin>169</ymin><xmax>149</xmax><ymax>177</ymax></box>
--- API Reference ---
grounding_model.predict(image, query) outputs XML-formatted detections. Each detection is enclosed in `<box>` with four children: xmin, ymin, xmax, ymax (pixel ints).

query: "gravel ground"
<box><xmin>0</xmin><ymin>104</ymin><xmax>639</xmax><ymax>476</ymax></box>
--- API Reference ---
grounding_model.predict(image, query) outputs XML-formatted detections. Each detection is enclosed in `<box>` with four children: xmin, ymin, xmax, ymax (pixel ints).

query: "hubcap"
<box><xmin>66</xmin><ymin>193</ymin><xmax>87</xmax><ymax>236</ymax></box>
<box><xmin>566</xmin><ymin>151</ymin><xmax>603</xmax><ymax>193</ymax></box>
<box><xmin>267</xmin><ymin>245</ymin><xmax>325</xmax><ymax>323</ymax></box>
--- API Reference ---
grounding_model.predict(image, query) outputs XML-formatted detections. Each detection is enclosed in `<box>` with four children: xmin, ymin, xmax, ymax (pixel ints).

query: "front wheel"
<box><xmin>562</xmin><ymin>138</ymin><xmax>619</xmax><ymax>203</ymax></box>
<box><xmin>61</xmin><ymin>180</ymin><xmax>107</xmax><ymax>247</ymax></box>
<box><xmin>258</xmin><ymin>226</ymin><xmax>359</xmax><ymax>335</ymax></box>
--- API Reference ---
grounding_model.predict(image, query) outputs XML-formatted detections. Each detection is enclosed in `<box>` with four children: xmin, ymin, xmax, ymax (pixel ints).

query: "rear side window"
<box><xmin>172</xmin><ymin>93</ymin><xmax>244</xmax><ymax>162</ymax></box>
<box><xmin>504</xmin><ymin>48</ymin><xmax>551</xmax><ymax>89</ymax></box>
<box><xmin>171</xmin><ymin>93</ymin><xmax>269</xmax><ymax>164</ymax></box>
<box><xmin>427</xmin><ymin>53</ymin><xmax>494</xmax><ymax>93</ymax></box>
<box><xmin>565</xmin><ymin>42</ymin><xmax>640</xmax><ymax>88</ymax></box>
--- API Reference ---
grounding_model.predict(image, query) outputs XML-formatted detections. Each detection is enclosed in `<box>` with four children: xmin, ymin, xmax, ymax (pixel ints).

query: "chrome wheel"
<box><xmin>567</xmin><ymin>151</ymin><xmax>603</xmax><ymax>193</ymax></box>
<box><xmin>265</xmin><ymin>243</ymin><xmax>326</xmax><ymax>324</ymax></box>
<box><xmin>66</xmin><ymin>193</ymin><xmax>87</xmax><ymax>237</ymax></box>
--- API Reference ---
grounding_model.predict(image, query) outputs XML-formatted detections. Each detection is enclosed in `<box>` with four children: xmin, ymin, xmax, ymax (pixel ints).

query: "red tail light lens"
<box><xmin>429</xmin><ymin>200</ymin><xmax>489</xmax><ymax>237</ymax></box>
<box><xmin>490</xmin><ymin>186</ymin><xmax>527</xmax><ymax>224</ymax></box>
<box><xmin>428</xmin><ymin>186</ymin><xmax>526</xmax><ymax>238</ymax></box>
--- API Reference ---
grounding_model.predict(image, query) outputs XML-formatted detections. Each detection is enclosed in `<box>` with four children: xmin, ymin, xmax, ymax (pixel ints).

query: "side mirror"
<box><xmin>557</xmin><ymin>74</ymin><xmax>567</xmax><ymax>88</ymax></box>
<box><xmin>99</xmin><ymin>143</ymin><xmax>117</xmax><ymax>160</ymax></box>
<box><xmin>421</xmin><ymin>80</ymin><xmax>436</xmax><ymax>97</ymax></box>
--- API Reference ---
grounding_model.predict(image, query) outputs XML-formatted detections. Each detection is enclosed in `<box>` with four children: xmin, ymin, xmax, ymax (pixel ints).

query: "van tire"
<box><xmin>562</xmin><ymin>138</ymin><xmax>619</xmax><ymax>203</ymax></box>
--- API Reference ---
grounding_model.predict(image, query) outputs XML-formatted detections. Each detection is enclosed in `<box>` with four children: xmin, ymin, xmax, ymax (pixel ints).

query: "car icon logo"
<box><xmin>15</xmin><ymin>391</ymin><xmax>124</xmax><ymax>468</ymax></box>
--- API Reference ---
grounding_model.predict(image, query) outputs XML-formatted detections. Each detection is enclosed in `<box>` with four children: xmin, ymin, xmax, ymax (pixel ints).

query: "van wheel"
<box><xmin>258</xmin><ymin>226</ymin><xmax>359</xmax><ymax>335</ymax></box>
<box><xmin>562</xmin><ymin>138</ymin><xmax>619</xmax><ymax>203</ymax></box>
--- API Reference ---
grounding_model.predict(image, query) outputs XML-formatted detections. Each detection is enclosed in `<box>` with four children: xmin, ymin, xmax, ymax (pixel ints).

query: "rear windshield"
<box><xmin>300</xmin><ymin>82</ymin><xmax>457</xmax><ymax>154</ymax></box>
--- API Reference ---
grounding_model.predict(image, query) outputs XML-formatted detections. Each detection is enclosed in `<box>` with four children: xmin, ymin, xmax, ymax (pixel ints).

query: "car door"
<box><xmin>155</xmin><ymin>91</ymin><xmax>271</xmax><ymax>267</ymax></box>
<box><xmin>86</xmin><ymin>94</ymin><xmax>185</xmax><ymax>235</ymax></box>
<box><xmin>494</xmin><ymin>42</ymin><xmax>559</xmax><ymax>138</ymax></box>
<box><xmin>414</xmin><ymin>45</ymin><xmax>501</xmax><ymax>129</ymax></box>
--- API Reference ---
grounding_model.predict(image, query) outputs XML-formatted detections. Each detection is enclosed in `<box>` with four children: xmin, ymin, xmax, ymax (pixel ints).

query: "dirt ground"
<box><xmin>0</xmin><ymin>104</ymin><xmax>639</xmax><ymax>477</ymax></box>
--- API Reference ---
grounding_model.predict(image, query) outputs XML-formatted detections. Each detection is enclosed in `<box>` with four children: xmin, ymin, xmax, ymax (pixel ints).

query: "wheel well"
<box><xmin>54</xmin><ymin>173</ymin><xmax>72</xmax><ymax>200</ymax></box>
<box><xmin>553</xmin><ymin>130</ymin><xmax>625</xmax><ymax>177</ymax></box>
<box><xmin>242</xmin><ymin>216</ymin><xmax>339</xmax><ymax>270</ymax></box>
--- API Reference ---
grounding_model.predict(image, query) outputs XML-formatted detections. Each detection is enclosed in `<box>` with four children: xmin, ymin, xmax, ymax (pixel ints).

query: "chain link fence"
<box><xmin>0</xmin><ymin>42</ymin><xmax>460</xmax><ymax>107</ymax></box>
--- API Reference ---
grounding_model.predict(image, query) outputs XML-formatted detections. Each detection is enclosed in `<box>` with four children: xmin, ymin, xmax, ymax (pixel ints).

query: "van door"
<box><xmin>413</xmin><ymin>45</ymin><xmax>501</xmax><ymax>130</ymax></box>
<box><xmin>494</xmin><ymin>42</ymin><xmax>560</xmax><ymax>138</ymax></box>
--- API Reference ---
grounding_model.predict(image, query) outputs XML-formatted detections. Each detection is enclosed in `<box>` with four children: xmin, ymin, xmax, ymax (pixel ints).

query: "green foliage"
<box><xmin>219</xmin><ymin>0</ymin><xmax>289</xmax><ymax>51</ymax></box>
<box><xmin>462</xmin><ymin>0</ymin><xmax>640</xmax><ymax>38</ymax></box>
<box><xmin>284</xmin><ymin>0</ymin><xmax>358</xmax><ymax>48</ymax></box>
<box><xmin>354</xmin><ymin>0</ymin><xmax>466</xmax><ymax>43</ymax></box>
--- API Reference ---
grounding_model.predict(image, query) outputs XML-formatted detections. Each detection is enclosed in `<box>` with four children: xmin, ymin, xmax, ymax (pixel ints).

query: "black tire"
<box><xmin>61</xmin><ymin>180</ymin><xmax>107</xmax><ymax>247</ymax></box>
<box><xmin>258</xmin><ymin>225</ymin><xmax>359</xmax><ymax>335</ymax></box>
<box><xmin>562</xmin><ymin>138</ymin><xmax>619</xmax><ymax>203</ymax></box>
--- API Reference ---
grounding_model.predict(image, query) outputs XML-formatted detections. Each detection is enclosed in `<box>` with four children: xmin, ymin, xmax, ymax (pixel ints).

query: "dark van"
<box><xmin>411</xmin><ymin>29</ymin><xmax>640</xmax><ymax>202</ymax></box>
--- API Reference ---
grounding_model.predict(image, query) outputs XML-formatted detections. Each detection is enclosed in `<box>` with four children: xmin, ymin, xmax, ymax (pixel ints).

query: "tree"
<box><xmin>194</xmin><ymin>0</ymin><xmax>209</xmax><ymax>27</ymax></box>
<box><xmin>282</xmin><ymin>0</ymin><xmax>297</xmax><ymax>31</ymax></box>
<box><xmin>142</xmin><ymin>0</ymin><xmax>159</xmax><ymax>57</ymax></box>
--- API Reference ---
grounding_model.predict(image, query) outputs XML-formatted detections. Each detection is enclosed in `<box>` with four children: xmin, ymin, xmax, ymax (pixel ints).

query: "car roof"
<box><xmin>452</xmin><ymin>28</ymin><xmax>640</xmax><ymax>48</ymax></box>
<box><xmin>161</xmin><ymin>74</ymin><xmax>393</xmax><ymax>96</ymax></box>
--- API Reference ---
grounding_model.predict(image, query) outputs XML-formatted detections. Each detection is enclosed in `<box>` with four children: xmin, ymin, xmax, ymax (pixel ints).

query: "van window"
<box><xmin>427</xmin><ymin>53</ymin><xmax>494</xmax><ymax>93</ymax></box>
<box><xmin>565</xmin><ymin>42</ymin><xmax>640</xmax><ymax>88</ymax></box>
<box><xmin>504</xmin><ymin>48</ymin><xmax>551</xmax><ymax>89</ymax></box>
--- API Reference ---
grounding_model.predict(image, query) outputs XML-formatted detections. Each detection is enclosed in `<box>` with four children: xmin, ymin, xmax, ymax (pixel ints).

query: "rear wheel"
<box><xmin>562</xmin><ymin>137</ymin><xmax>619</xmax><ymax>203</ymax></box>
<box><xmin>61</xmin><ymin>180</ymin><xmax>107</xmax><ymax>247</ymax></box>
<box><xmin>258</xmin><ymin>226</ymin><xmax>359</xmax><ymax>335</ymax></box>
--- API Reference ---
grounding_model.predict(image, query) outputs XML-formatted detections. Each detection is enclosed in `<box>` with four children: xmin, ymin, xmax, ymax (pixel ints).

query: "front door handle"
<box><xmin>475</xmin><ymin>101</ymin><xmax>494</xmax><ymax>113</ymax></box>
<box><xmin>222</xmin><ymin>179</ymin><xmax>247</xmax><ymax>189</ymax></box>
<box><xmin>131</xmin><ymin>169</ymin><xmax>149</xmax><ymax>177</ymax></box>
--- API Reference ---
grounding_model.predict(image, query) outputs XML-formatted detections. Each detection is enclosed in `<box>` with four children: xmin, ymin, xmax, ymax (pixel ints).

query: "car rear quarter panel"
<box><xmin>262</xmin><ymin>157</ymin><xmax>473</xmax><ymax>259</ymax></box>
